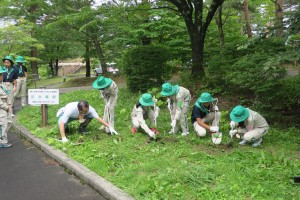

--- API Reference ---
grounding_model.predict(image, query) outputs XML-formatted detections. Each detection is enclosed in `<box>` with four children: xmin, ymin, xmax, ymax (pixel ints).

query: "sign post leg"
<box><xmin>41</xmin><ymin>104</ymin><xmax>48</xmax><ymax>126</ymax></box>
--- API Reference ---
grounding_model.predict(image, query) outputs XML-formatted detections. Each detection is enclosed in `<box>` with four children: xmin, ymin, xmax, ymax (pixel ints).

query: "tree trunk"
<box><xmin>274</xmin><ymin>0</ymin><xmax>284</xmax><ymax>37</ymax></box>
<box><xmin>92</xmin><ymin>36</ymin><xmax>107</xmax><ymax>72</ymax></box>
<box><xmin>55</xmin><ymin>58</ymin><xmax>59</xmax><ymax>76</ymax></box>
<box><xmin>85</xmin><ymin>40</ymin><xmax>91</xmax><ymax>78</ymax></box>
<box><xmin>166</xmin><ymin>0</ymin><xmax>224</xmax><ymax>77</ymax></box>
<box><xmin>49</xmin><ymin>60</ymin><xmax>54</xmax><ymax>76</ymax></box>
<box><xmin>244</xmin><ymin>0</ymin><xmax>252</xmax><ymax>38</ymax></box>
<box><xmin>215</xmin><ymin>6</ymin><xmax>225</xmax><ymax>46</ymax></box>
<box><xmin>30</xmin><ymin>47</ymin><xmax>38</xmax><ymax>75</ymax></box>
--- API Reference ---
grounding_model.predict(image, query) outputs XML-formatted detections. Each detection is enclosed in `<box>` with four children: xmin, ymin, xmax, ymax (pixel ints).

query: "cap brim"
<box><xmin>230</xmin><ymin>108</ymin><xmax>249</xmax><ymax>122</ymax></box>
<box><xmin>92</xmin><ymin>78</ymin><xmax>112</xmax><ymax>89</ymax></box>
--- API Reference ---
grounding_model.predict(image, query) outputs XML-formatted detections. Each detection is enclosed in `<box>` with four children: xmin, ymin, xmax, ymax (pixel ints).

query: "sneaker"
<box><xmin>252</xmin><ymin>138</ymin><xmax>263</xmax><ymax>147</ymax></box>
<box><xmin>181</xmin><ymin>132</ymin><xmax>189</xmax><ymax>136</ymax></box>
<box><xmin>78</xmin><ymin>127</ymin><xmax>89</xmax><ymax>134</ymax></box>
<box><xmin>239</xmin><ymin>139</ymin><xmax>248</xmax><ymax>145</ymax></box>
<box><xmin>0</xmin><ymin>143</ymin><xmax>12</xmax><ymax>148</ymax></box>
<box><xmin>131</xmin><ymin>127</ymin><xmax>137</xmax><ymax>134</ymax></box>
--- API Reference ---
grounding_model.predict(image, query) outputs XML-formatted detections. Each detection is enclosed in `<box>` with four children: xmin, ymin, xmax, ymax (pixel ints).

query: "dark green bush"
<box><xmin>123</xmin><ymin>45</ymin><xmax>171</xmax><ymax>92</ymax></box>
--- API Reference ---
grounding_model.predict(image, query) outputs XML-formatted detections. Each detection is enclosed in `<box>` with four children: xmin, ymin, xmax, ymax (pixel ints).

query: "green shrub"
<box><xmin>123</xmin><ymin>45</ymin><xmax>171</xmax><ymax>92</ymax></box>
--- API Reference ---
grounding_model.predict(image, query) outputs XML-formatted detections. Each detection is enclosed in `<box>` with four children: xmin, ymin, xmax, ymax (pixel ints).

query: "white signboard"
<box><xmin>28</xmin><ymin>89</ymin><xmax>59</xmax><ymax>105</ymax></box>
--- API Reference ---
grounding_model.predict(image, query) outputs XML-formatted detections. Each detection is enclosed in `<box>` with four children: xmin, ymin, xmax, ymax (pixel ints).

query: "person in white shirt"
<box><xmin>56</xmin><ymin>100</ymin><xmax>118</xmax><ymax>143</ymax></box>
<box><xmin>229</xmin><ymin>105</ymin><xmax>269</xmax><ymax>147</ymax></box>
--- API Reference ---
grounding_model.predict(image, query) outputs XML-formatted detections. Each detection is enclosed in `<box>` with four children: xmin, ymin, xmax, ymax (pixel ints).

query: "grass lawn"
<box><xmin>17</xmin><ymin>88</ymin><xmax>300</xmax><ymax>199</ymax></box>
<box><xmin>27</xmin><ymin>76</ymin><xmax>71</xmax><ymax>89</ymax></box>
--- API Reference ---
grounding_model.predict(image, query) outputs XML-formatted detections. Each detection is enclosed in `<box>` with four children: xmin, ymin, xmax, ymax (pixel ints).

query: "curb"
<box><xmin>12</xmin><ymin>119</ymin><xmax>135</xmax><ymax>200</ymax></box>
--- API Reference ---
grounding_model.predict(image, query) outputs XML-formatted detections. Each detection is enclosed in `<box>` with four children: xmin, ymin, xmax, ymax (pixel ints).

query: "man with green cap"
<box><xmin>131</xmin><ymin>93</ymin><xmax>159</xmax><ymax>139</ymax></box>
<box><xmin>191</xmin><ymin>92</ymin><xmax>221</xmax><ymax>137</ymax></box>
<box><xmin>229</xmin><ymin>105</ymin><xmax>269</xmax><ymax>147</ymax></box>
<box><xmin>92</xmin><ymin>76</ymin><xmax>118</xmax><ymax>133</ymax></box>
<box><xmin>0</xmin><ymin>67</ymin><xmax>12</xmax><ymax>148</ymax></box>
<box><xmin>160</xmin><ymin>83</ymin><xmax>191</xmax><ymax>135</ymax></box>
<box><xmin>14</xmin><ymin>56</ymin><xmax>28</xmax><ymax>108</ymax></box>
<box><xmin>2</xmin><ymin>55</ymin><xmax>18</xmax><ymax>132</ymax></box>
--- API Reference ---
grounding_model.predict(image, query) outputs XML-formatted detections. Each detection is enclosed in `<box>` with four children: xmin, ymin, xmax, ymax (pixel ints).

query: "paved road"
<box><xmin>0</xmin><ymin>98</ymin><xmax>106</xmax><ymax>200</ymax></box>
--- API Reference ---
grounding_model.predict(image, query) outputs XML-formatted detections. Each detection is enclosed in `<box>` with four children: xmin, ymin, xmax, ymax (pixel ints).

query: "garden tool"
<box><xmin>153</xmin><ymin>97</ymin><xmax>158</xmax><ymax>127</ymax></box>
<box><xmin>167</xmin><ymin>98</ymin><xmax>175</xmax><ymax>134</ymax></box>
<box><xmin>227</xmin><ymin>126</ymin><xmax>236</xmax><ymax>147</ymax></box>
<box><xmin>211</xmin><ymin>98</ymin><xmax>222</xmax><ymax>144</ymax></box>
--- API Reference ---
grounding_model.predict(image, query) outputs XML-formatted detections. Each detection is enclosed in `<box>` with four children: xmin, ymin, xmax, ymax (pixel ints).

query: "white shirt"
<box><xmin>59</xmin><ymin>102</ymin><xmax>99</xmax><ymax>123</ymax></box>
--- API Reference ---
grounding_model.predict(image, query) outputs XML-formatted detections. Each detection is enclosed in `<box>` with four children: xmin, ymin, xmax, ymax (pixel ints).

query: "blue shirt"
<box><xmin>2</xmin><ymin>66</ymin><xmax>18</xmax><ymax>83</ymax></box>
<box><xmin>14</xmin><ymin>64</ymin><xmax>28</xmax><ymax>77</ymax></box>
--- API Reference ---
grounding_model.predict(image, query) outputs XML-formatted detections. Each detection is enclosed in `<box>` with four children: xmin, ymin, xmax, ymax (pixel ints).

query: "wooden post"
<box><xmin>40</xmin><ymin>86</ymin><xmax>48</xmax><ymax>126</ymax></box>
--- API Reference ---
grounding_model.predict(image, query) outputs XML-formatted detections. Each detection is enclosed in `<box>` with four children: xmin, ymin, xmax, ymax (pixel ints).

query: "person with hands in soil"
<box><xmin>56</xmin><ymin>100</ymin><xmax>118</xmax><ymax>143</ymax></box>
<box><xmin>191</xmin><ymin>92</ymin><xmax>221</xmax><ymax>138</ymax></box>
<box><xmin>229</xmin><ymin>105</ymin><xmax>269</xmax><ymax>147</ymax></box>
<box><xmin>0</xmin><ymin>67</ymin><xmax>12</xmax><ymax>148</ymax></box>
<box><xmin>92</xmin><ymin>76</ymin><xmax>118</xmax><ymax>134</ymax></box>
<box><xmin>131</xmin><ymin>93</ymin><xmax>159</xmax><ymax>139</ymax></box>
<box><xmin>160</xmin><ymin>83</ymin><xmax>191</xmax><ymax>136</ymax></box>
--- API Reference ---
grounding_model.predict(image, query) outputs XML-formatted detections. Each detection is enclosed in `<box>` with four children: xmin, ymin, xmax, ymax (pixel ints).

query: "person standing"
<box><xmin>2</xmin><ymin>56</ymin><xmax>18</xmax><ymax>133</ymax></box>
<box><xmin>14</xmin><ymin>56</ymin><xmax>28</xmax><ymax>108</ymax></box>
<box><xmin>229</xmin><ymin>105</ymin><xmax>269</xmax><ymax>147</ymax></box>
<box><xmin>191</xmin><ymin>92</ymin><xmax>221</xmax><ymax>137</ymax></box>
<box><xmin>160</xmin><ymin>83</ymin><xmax>191</xmax><ymax>136</ymax></box>
<box><xmin>92</xmin><ymin>76</ymin><xmax>118</xmax><ymax>133</ymax></box>
<box><xmin>56</xmin><ymin>100</ymin><xmax>118</xmax><ymax>143</ymax></box>
<box><xmin>0</xmin><ymin>67</ymin><xmax>12</xmax><ymax>148</ymax></box>
<box><xmin>131</xmin><ymin>93</ymin><xmax>159</xmax><ymax>139</ymax></box>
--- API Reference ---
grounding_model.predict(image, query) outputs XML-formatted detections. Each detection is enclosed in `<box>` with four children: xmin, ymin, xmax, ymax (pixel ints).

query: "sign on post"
<box><xmin>28</xmin><ymin>89</ymin><xmax>59</xmax><ymax>105</ymax></box>
<box><xmin>28</xmin><ymin>89</ymin><xmax>59</xmax><ymax>126</ymax></box>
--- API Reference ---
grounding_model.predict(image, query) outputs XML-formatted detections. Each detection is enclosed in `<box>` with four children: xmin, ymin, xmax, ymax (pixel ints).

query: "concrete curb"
<box><xmin>12</xmin><ymin>119</ymin><xmax>135</xmax><ymax>200</ymax></box>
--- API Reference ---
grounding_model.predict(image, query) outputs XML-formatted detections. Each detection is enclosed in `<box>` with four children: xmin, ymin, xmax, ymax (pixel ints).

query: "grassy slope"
<box><xmin>17</xmin><ymin>89</ymin><xmax>300</xmax><ymax>199</ymax></box>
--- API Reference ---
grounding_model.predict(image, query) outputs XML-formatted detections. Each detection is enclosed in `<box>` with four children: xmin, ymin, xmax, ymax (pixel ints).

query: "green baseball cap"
<box><xmin>230</xmin><ymin>105</ymin><xmax>249</xmax><ymax>122</ymax></box>
<box><xmin>160</xmin><ymin>83</ymin><xmax>178</xmax><ymax>96</ymax></box>
<box><xmin>139</xmin><ymin>93</ymin><xmax>154</xmax><ymax>106</ymax></box>
<box><xmin>197</xmin><ymin>92</ymin><xmax>215</xmax><ymax>103</ymax></box>
<box><xmin>2</xmin><ymin>55</ymin><xmax>14</xmax><ymax>65</ymax></box>
<box><xmin>92</xmin><ymin>76</ymin><xmax>112</xmax><ymax>89</ymax></box>
<box><xmin>0</xmin><ymin>66</ymin><xmax>6</xmax><ymax>74</ymax></box>
<box><xmin>15</xmin><ymin>56</ymin><xmax>25</xmax><ymax>63</ymax></box>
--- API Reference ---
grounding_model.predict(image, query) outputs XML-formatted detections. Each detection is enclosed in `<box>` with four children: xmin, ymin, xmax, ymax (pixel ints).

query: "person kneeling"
<box><xmin>131</xmin><ymin>93</ymin><xmax>159</xmax><ymax>139</ymax></box>
<box><xmin>191</xmin><ymin>92</ymin><xmax>221</xmax><ymax>137</ymax></box>
<box><xmin>56</xmin><ymin>100</ymin><xmax>118</xmax><ymax>143</ymax></box>
<box><xmin>229</xmin><ymin>105</ymin><xmax>269</xmax><ymax>147</ymax></box>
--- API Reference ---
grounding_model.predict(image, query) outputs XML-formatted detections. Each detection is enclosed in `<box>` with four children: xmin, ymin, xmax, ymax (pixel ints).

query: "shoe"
<box><xmin>181</xmin><ymin>132</ymin><xmax>189</xmax><ymax>136</ymax></box>
<box><xmin>99</xmin><ymin>125</ymin><xmax>105</xmax><ymax>131</ymax></box>
<box><xmin>252</xmin><ymin>138</ymin><xmax>263</xmax><ymax>147</ymax></box>
<box><xmin>150</xmin><ymin>128</ymin><xmax>159</xmax><ymax>134</ymax></box>
<box><xmin>131</xmin><ymin>127</ymin><xmax>137</xmax><ymax>134</ymax></box>
<box><xmin>78</xmin><ymin>127</ymin><xmax>89</xmax><ymax>134</ymax></box>
<box><xmin>239</xmin><ymin>139</ymin><xmax>248</xmax><ymax>145</ymax></box>
<box><xmin>0</xmin><ymin>143</ymin><xmax>12</xmax><ymax>148</ymax></box>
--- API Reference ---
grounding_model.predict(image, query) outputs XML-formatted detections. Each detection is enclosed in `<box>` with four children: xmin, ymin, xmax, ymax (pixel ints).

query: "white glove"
<box><xmin>62</xmin><ymin>137</ymin><xmax>69</xmax><ymax>143</ymax></box>
<box><xmin>229</xmin><ymin>129</ymin><xmax>238</xmax><ymax>137</ymax></box>
<box><xmin>210</xmin><ymin>126</ymin><xmax>219</xmax><ymax>132</ymax></box>
<box><xmin>167</xmin><ymin>98</ymin><xmax>172</xmax><ymax>110</ymax></box>
<box><xmin>109</xmin><ymin>127</ymin><xmax>118</xmax><ymax>135</ymax></box>
<box><xmin>171</xmin><ymin>119</ymin><xmax>176</xmax><ymax>128</ymax></box>
<box><xmin>214</xmin><ymin>105</ymin><xmax>219</xmax><ymax>111</ymax></box>
<box><xmin>230</xmin><ymin>121</ymin><xmax>236</xmax><ymax>129</ymax></box>
<box><xmin>148</xmin><ymin>131</ymin><xmax>156</xmax><ymax>139</ymax></box>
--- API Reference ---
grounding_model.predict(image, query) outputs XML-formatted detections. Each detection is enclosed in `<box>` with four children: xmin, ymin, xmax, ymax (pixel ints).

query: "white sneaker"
<box><xmin>252</xmin><ymin>138</ymin><xmax>263</xmax><ymax>147</ymax></box>
<box><xmin>239</xmin><ymin>139</ymin><xmax>248</xmax><ymax>145</ymax></box>
<box><xmin>181</xmin><ymin>132</ymin><xmax>189</xmax><ymax>136</ymax></box>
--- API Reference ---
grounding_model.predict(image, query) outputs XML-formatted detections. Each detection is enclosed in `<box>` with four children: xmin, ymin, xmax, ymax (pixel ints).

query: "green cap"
<box><xmin>2</xmin><ymin>55</ymin><xmax>14</xmax><ymax>65</ymax></box>
<box><xmin>0</xmin><ymin>66</ymin><xmax>6</xmax><ymax>74</ymax></box>
<box><xmin>230</xmin><ymin>105</ymin><xmax>249</xmax><ymax>122</ymax></box>
<box><xmin>160</xmin><ymin>83</ymin><xmax>178</xmax><ymax>96</ymax></box>
<box><xmin>197</xmin><ymin>92</ymin><xmax>215</xmax><ymax>103</ymax></box>
<box><xmin>15</xmin><ymin>56</ymin><xmax>25</xmax><ymax>63</ymax></box>
<box><xmin>139</xmin><ymin>93</ymin><xmax>155</xmax><ymax>106</ymax></box>
<box><xmin>92</xmin><ymin>76</ymin><xmax>112</xmax><ymax>89</ymax></box>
